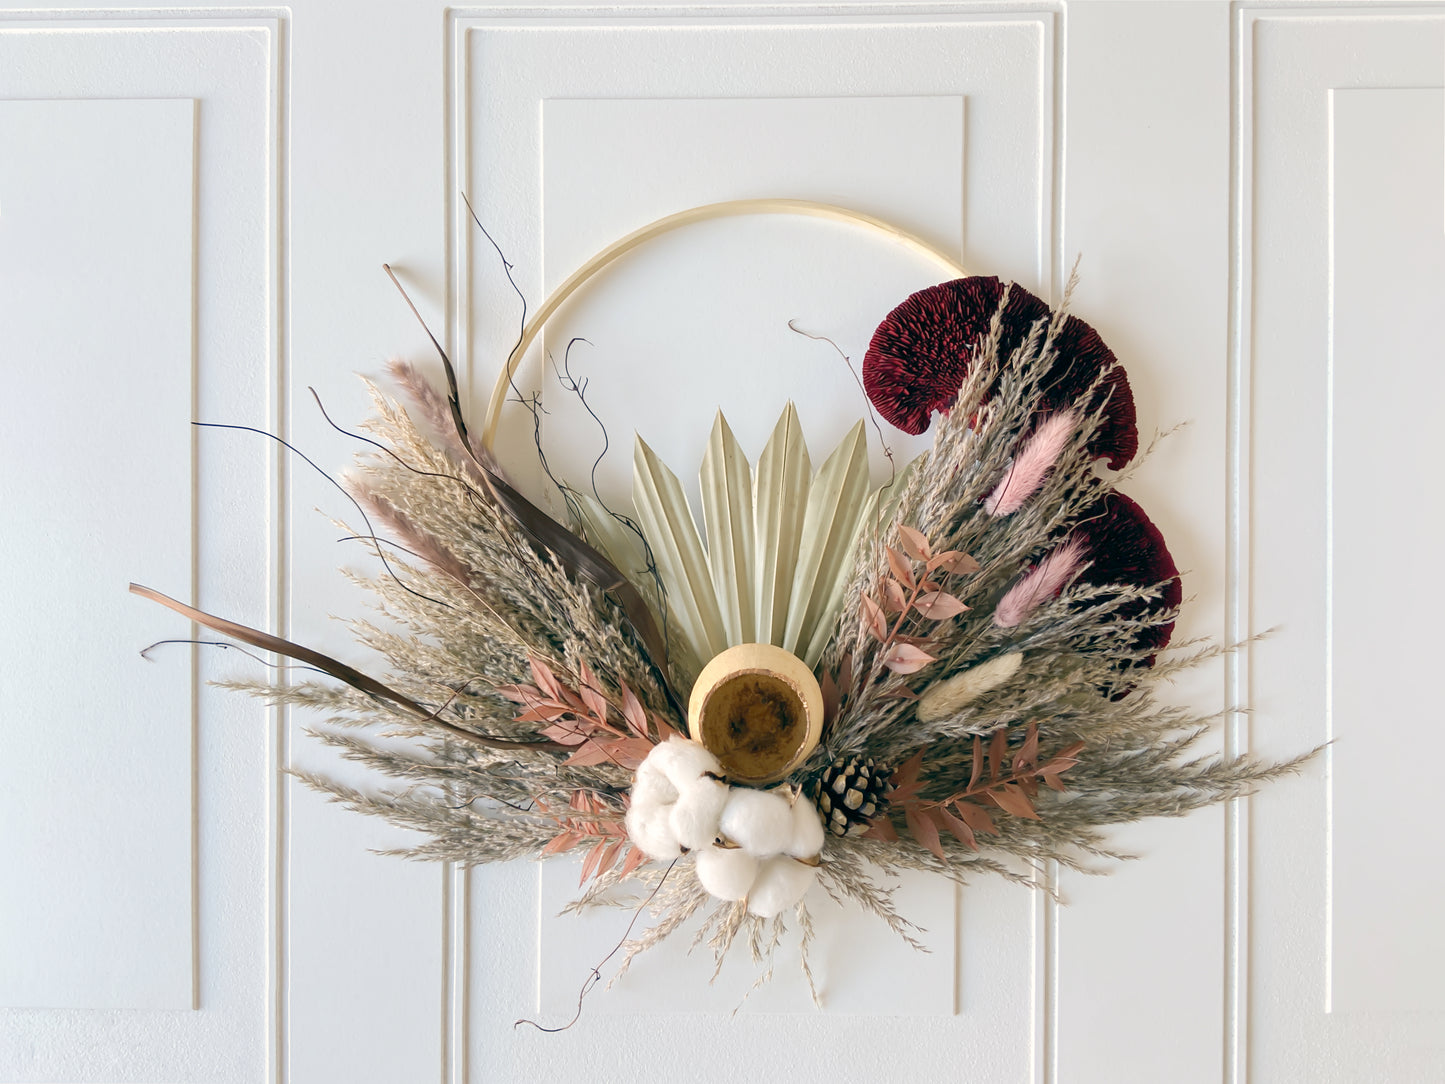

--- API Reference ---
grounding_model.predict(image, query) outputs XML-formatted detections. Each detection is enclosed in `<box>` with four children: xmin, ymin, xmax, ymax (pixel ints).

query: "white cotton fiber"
<box><xmin>647</xmin><ymin>736</ymin><xmax>723</xmax><ymax>790</ymax></box>
<box><xmin>625</xmin><ymin>800</ymin><xmax>682</xmax><ymax>861</ymax></box>
<box><xmin>668</xmin><ymin>776</ymin><xmax>729</xmax><ymax>851</ymax></box>
<box><xmin>785</xmin><ymin>796</ymin><xmax>826</xmax><ymax>860</ymax></box>
<box><xmin>695</xmin><ymin>846</ymin><xmax>760</xmax><ymax>902</ymax></box>
<box><xmin>629</xmin><ymin>760</ymin><xmax>679</xmax><ymax>810</ymax></box>
<box><xmin>746</xmin><ymin>856</ymin><xmax>818</xmax><ymax>918</ymax></box>
<box><xmin>718</xmin><ymin>787</ymin><xmax>795</xmax><ymax>858</ymax></box>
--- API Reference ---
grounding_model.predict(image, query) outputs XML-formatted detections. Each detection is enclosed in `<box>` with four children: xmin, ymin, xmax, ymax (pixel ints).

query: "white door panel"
<box><xmin>1</xmin><ymin>96</ymin><xmax>196</xmax><ymax>1011</ymax></box>
<box><xmin>1</xmin><ymin>3</ymin><xmax>1440</xmax><ymax>1081</ymax></box>
<box><xmin>1327</xmin><ymin>86</ymin><xmax>1444</xmax><ymax>1018</ymax></box>
<box><xmin>1056</xmin><ymin>5</ymin><xmax>1235</xmax><ymax>1081</ymax></box>
<box><xmin>1244</xmin><ymin>9</ymin><xmax>1445</xmax><ymax>1081</ymax></box>
<box><xmin>0</xmin><ymin>11</ymin><xmax>280</xmax><ymax>1076</ymax></box>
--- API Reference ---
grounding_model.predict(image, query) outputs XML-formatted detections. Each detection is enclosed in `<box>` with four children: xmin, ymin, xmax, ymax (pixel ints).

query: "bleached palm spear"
<box><xmin>577</xmin><ymin>405</ymin><xmax>899</xmax><ymax>684</ymax></box>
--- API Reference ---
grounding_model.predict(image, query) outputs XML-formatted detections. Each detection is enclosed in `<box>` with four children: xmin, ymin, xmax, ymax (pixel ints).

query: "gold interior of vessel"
<box><xmin>697</xmin><ymin>668</ymin><xmax>807</xmax><ymax>782</ymax></box>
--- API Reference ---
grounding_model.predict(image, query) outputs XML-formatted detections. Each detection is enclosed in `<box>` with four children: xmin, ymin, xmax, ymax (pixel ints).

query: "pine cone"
<box><xmin>813</xmin><ymin>756</ymin><xmax>892</xmax><ymax>837</ymax></box>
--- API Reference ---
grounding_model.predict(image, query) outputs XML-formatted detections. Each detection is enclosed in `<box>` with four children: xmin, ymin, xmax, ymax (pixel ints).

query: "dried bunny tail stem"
<box><xmin>993</xmin><ymin>537</ymin><xmax>1088</xmax><ymax>629</ymax></box>
<box><xmin>915</xmin><ymin>651</ymin><xmax>1024</xmax><ymax>722</ymax></box>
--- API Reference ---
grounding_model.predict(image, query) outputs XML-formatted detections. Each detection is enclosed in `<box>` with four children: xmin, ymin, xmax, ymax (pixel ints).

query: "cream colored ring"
<box><xmin>479</xmin><ymin>197</ymin><xmax>969</xmax><ymax>450</ymax></box>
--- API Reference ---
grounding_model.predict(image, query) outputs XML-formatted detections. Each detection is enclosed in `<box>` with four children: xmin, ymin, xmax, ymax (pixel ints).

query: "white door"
<box><xmin>3</xmin><ymin>3</ymin><xmax>1442</xmax><ymax>1080</ymax></box>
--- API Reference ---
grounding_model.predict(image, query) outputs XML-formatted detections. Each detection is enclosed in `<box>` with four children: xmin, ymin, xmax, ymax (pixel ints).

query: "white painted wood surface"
<box><xmin>1</xmin><ymin>97</ymin><xmax>195</xmax><ymax>1010</ymax></box>
<box><xmin>0</xmin><ymin>12</ymin><xmax>280</xmax><ymax>1077</ymax></box>
<box><xmin>1</xmin><ymin>2</ymin><xmax>1441</xmax><ymax>1081</ymax></box>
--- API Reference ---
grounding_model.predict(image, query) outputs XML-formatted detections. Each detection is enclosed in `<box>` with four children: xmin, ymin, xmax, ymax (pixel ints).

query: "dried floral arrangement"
<box><xmin>134</xmin><ymin>203</ymin><xmax>1310</xmax><ymax>1010</ymax></box>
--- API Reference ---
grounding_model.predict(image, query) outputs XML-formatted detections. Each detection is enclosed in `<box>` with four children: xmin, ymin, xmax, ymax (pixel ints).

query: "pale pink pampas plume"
<box><xmin>983</xmin><ymin>410</ymin><xmax>1078</xmax><ymax>516</ymax></box>
<box><xmin>386</xmin><ymin>359</ymin><xmax>504</xmax><ymax>480</ymax></box>
<box><xmin>352</xmin><ymin>486</ymin><xmax>476</xmax><ymax>590</ymax></box>
<box><xmin>993</xmin><ymin>536</ymin><xmax>1087</xmax><ymax>628</ymax></box>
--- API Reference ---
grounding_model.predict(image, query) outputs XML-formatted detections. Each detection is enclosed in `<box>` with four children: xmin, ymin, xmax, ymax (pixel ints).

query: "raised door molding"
<box><xmin>448</xmin><ymin>8</ymin><xmax>1056</xmax><ymax>1050</ymax></box>
<box><xmin>1</xmin><ymin>95</ymin><xmax>196</xmax><ymax>1010</ymax></box>
<box><xmin>1239</xmin><ymin>6</ymin><xmax>1445</xmax><ymax>1080</ymax></box>
<box><xmin>0</xmin><ymin>9</ymin><xmax>284</xmax><ymax>1077</ymax></box>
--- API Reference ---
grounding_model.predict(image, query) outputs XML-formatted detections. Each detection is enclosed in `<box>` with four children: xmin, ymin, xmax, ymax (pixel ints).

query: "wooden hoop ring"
<box><xmin>479</xmin><ymin>198</ymin><xmax>968</xmax><ymax>449</ymax></box>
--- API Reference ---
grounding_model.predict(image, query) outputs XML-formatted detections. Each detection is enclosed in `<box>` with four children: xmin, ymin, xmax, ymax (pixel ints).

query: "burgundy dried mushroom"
<box><xmin>862</xmin><ymin>276</ymin><xmax>1139</xmax><ymax>470</ymax></box>
<box><xmin>1071</xmin><ymin>491</ymin><xmax>1182</xmax><ymax>668</ymax></box>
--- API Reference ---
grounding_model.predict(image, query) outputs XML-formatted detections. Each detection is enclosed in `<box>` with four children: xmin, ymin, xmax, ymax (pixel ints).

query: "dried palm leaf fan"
<box><xmin>133</xmin><ymin>198</ymin><xmax>1312</xmax><ymax>1006</ymax></box>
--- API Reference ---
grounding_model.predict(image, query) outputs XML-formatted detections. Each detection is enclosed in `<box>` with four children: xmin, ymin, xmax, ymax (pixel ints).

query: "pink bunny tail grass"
<box><xmin>984</xmin><ymin>410</ymin><xmax>1078</xmax><ymax>516</ymax></box>
<box><xmin>993</xmin><ymin>536</ymin><xmax>1087</xmax><ymax>628</ymax></box>
<box><xmin>386</xmin><ymin>359</ymin><xmax>504</xmax><ymax>479</ymax></box>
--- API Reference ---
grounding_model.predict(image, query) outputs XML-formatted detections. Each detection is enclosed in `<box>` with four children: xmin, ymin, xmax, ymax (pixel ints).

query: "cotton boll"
<box><xmin>718</xmin><ymin>788</ymin><xmax>794</xmax><ymax>858</ymax></box>
<box><xmin>746</xmin><ymin>856</ymin><xmax>818</xmax><ymax>918</ymax></box>
<box><xmin>695</xmin><ymin>846</ymin><xmax>760</xmax><ymax>902</ymax></box>
<box><xmin>785</xmin><ymin>795</ymin><xmax>825</xmax><ymax>860</ymax></box>
<box><xmin>625</xmin><ymin>800</ymin><xmax>682</xmax><ymax>861</ymax></box>
<box><xmin>629</xmin><ymin>761</ymin><xmax>679</xmax><ymax>810</ymax></box>
<box><xmin>668</xmin><ymin>777</ymin><xmax>729</xmax><ymax>851</ymax></box>
<box><xmin>647</xmin><ymin>736</ymin><xmax>723</xmax><ymax>790</ymax></box>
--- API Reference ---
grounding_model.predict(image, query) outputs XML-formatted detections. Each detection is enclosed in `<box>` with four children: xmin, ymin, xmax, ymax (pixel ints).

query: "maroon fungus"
<box><xmin>1072</xmin><ymin>491</ymin><xmax>1182</xmax><ymax>667</ymax></box>
<box><xmin>862</xmin><ymin>277</ymin><xmax>1139</xmax><ymax>470</ymax></box>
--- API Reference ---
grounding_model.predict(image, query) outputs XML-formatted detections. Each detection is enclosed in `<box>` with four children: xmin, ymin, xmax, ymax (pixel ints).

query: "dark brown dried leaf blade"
<box><xmin>987</xmin><ymin>783</ymin><xmax>1040</xmax><ymax>820</ymax></box>
<box><xmin>936</xmin><ymin>806</ymin><xmax>978</xmax><ymax>850</ymax></box>
<box><xmin>130</xmin><ymin>584</ymin><xmax>563</xmax><ymax>753</ymax></box>
<box><xmin>1013</xmin><ymin>723</ymin><xmax>1040</xmax><ymax>774</ymax></box>
<box><xmin>953</xmin><ymin>800</ymin><xmax>998</xmax><ymax>835</ymax></box>
<box><xmin>988</xmin><ymin>728</ymin><xmax>1008</xmax><ymax>783</ymax></box>
<box><xmin>968</xmin><ymin>734</ymin><xmax>985</xmax><ymax>791</ymax></box>
<box><xmin>905</xmin><ymin>804</ymin><xmax>946</xmax><ymax>861</ymax></box>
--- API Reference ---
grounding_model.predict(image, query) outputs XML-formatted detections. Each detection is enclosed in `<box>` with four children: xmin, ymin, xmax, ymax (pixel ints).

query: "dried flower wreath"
<box><xmin>134</xmin><ymin>200</ymin><xmax>1309</xmax><ymax>1010</ymax></box>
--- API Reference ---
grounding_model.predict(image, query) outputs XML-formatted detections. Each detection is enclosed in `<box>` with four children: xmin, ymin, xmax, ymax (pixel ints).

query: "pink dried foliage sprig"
<box><xmin>495</xmin><ymin>657</ymin><xmax>681</xmax><ymax>770</ymax></box>
<box><xmin>536</xmin><ymin>790</ymin><xmax>651</xmax><ymax>885</ymax></box>
<box><xmin>984</xmin><ymin>410</ymin><xmax>1079</xmax><ymax>517</ymax></box>
<box><xmin>860</xmin><ymin>526</ymin><xmax>979</xmax><ymax>676</ymax></box>
<box><xmin>992</xmin><ymin>536</ymin><xmax>1087</xmax><ymax>629</ymax></box>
